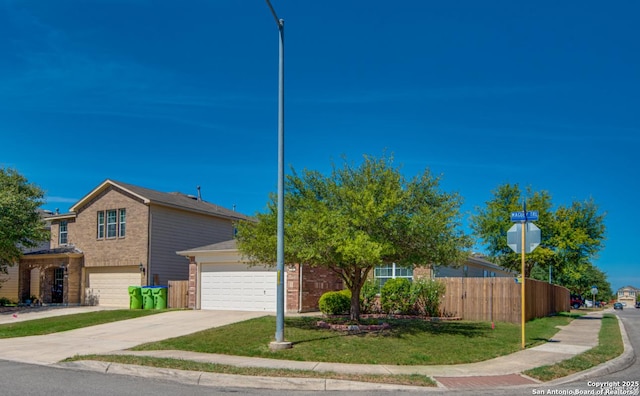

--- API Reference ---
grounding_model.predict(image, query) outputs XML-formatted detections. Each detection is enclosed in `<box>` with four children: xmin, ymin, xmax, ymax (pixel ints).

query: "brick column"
<box><xmin>188</xmin><ymin>257</ymin><xmax>197</xmax><ymax>309</ymax></box>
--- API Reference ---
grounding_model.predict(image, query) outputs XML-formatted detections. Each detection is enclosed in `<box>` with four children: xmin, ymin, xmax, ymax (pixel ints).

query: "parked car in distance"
<box><xmin>570</xmin><ymin>295</ymin><xmax>583</xmax><ymax>309</ymax></box>
<box><xmin>613</xmin><ymin>302</ymin><xmax>623</xmax><ymax>310</ymax></box>
<box><xmin>635</xmin><ymin>302</ymin><xmax>640</xmax><ymax>309</ymax></box>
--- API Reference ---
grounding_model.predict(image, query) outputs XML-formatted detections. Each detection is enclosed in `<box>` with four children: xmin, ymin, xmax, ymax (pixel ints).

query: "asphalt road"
<box><xmin>1</xmin><ymin>309</ymin><xmax>637</xmax><ymax>395</ymax></box>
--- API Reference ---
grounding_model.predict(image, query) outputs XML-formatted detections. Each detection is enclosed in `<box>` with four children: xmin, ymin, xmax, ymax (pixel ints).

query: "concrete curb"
<box><xmin>55</xmin><ymin>361</ymin><xmax>435</xmax><ymax>392</ymax></box>
<box><xmin>546</xmin><ymin>314</ymin><xmax>636</xmax><ymax>386</ymax></box>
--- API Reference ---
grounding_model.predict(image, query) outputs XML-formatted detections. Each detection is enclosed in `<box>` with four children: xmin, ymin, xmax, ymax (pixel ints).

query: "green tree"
<box><xmin>236</xmin><ymin>155</ymin><xmax>471</xmax><ymax>321</ymax></box>
<box><xmin>470</xmin><ymin>183</ymin><xmax>606</xmax><ymax>283</ymax></box>
<box><xmin>554</xmin><ymin>262</ymin><xmax>612</xmax><ymax>301</ymax></box>
<box><xmin>0</xmin><ymin>168</ymin><xmax>49</xmax><ymax>274</ymax></box>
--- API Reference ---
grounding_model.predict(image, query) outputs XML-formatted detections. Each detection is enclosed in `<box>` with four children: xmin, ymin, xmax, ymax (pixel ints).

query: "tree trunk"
<box><xmin>350</xmin><ymin>282</ymin><xmax>362</xmax><ymax>322</ymax></box>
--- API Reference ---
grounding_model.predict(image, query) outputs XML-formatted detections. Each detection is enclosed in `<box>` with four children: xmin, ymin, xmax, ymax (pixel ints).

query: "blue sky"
<box><xmin>1</xmin><ymin>1</ymin><xmax>638</xmax><ymax>293</ymax></box>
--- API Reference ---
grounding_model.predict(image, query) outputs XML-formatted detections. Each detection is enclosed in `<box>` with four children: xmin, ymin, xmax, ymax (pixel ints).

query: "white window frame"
<box><xmin>118</xmin><ymin>208</ymin><xmax>126</xmax><ymax>238</ymax></box>
<box><xmin>97</xmin><ymin>211</ymin><xmax>105</xmax><ymax>239</ymax></box>
<box><xmin>374</xmin><ymin>263</ymin><xmax>413</xmax><ymax>291</ymax></box>
<box><xmin>59</xmin><ymin>221</ymin><xmax>68</xmax><ymax>245</ymax></box>
<box><xmin>106</xmin><ymin>210</ymin><xmax>117</xmax><ymax>238</ymax></box>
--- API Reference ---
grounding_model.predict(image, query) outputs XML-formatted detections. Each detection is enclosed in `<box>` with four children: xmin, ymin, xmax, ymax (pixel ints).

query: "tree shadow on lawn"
<box><xmin>286</xmin><ymin>316</ymin><xmax>493</xmax><ymax>344</ymax></box>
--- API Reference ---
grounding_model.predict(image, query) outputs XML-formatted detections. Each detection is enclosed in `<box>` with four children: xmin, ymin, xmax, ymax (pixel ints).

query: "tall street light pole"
<box><xmin>266</xmin><ymin>0</ymin><xmax>291</xmax><ymax>350</ymax></box>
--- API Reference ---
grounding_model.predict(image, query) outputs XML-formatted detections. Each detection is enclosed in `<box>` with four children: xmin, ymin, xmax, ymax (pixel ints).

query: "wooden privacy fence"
<box><xmin>168</xmin><ymin>280</ymin><xmax>188</xmax><ymax>309</ymax></box>
<box><xmin>439</xmin><ymin>277</ymin><xmax>570</xmax><ymax>324</ymax></box>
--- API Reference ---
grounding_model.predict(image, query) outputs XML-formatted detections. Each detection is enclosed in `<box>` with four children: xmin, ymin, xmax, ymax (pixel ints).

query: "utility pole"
<box><xmin>266</xmin><ymin>0</ymin><xmax>291</xmax><ymax>351</ymax></box>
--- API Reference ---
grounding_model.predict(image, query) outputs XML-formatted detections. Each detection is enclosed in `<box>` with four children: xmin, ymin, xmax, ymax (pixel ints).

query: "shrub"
<box><xmin>360</xmin><ymin>279</ymin><xmax>381</xmax><ymax>314</ymax></box>
<box><xmin>0</xmin><ymin>297</ymin><xmax>15</xmax><ymax>306</ymax></box>
<box><xmin>318</xmin><ymin>290</ymin><xmax>351</xmax><ymax>315</ymax></box>
<box><xmin>380</xmin><ymin>278</ymin><xmax>413</xmax><ymax>314</ymax></box>
<box><xmin>411</xmin><ymin>278</ymin><xmax>446</xmax><ymax>317</ymax></box>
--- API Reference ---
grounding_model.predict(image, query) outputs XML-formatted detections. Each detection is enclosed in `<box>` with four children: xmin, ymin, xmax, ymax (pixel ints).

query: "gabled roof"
<box><xmin>70</xmin><ymin>179</ymin><xmax>249</xmax><ymax>221</ymax></box>
<box><xmin>617</xmin><ymin>285</ymin><xmax>640</xmax><ymax>292</ymax></box>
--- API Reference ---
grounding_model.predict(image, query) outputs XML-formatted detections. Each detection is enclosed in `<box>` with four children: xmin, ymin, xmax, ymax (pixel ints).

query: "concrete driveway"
<box><xmin>0</xmin><ymin>309</ymin><xmax>268</xmax><ymax>365</ymax></box>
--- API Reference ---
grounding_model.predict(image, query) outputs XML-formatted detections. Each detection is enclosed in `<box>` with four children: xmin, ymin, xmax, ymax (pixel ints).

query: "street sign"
<box><xmin>510</xmin><ymin>211</ymin><xmax>539</xmax><ymax>222</ymax></box>
<box><xmin>591</xmin><ymin>286</ymin><xmax>598</xmax><ymax>295</ymax></box>
<box><xmin>507</xmin><ymin>223</ymin><xmax>541</xmax><ymax>253</ymax></box>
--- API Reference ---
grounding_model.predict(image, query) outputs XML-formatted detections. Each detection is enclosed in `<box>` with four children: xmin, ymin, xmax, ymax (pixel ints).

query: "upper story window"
<box><xmin>106</xmin><ymin>210</ymin><xmax>117</xmax><ymax>238</ymax></box>
<box><xmin>59</xmin><ymin>221</ymin><xmax>68</xmax><ymax>245</ymax></box>
<box><xmin>119</xmin><ymin>209</ymin><xmax>126</xmax><ymax>237</ymax></box>
<box><xmin>98</xmin><ymin>208</ymin><xmax>126</xmax><ymax>240</ymax></box>
<box><xmin>97</xmin><ymin>212</ymin><xmax>105</xmax><ymax>239</ymax></box>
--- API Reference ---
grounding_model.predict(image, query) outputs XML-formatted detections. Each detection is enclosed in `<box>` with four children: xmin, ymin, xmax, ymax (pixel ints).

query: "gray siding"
<box><xmin>434</xmin><ymin>261</ymin><xmax>513</xmax><ymax>278</ymax></box>
<box><xmin>148</xmin><ymin>205</ymin><xmax>236</xmax><ymax>286</ymax></box>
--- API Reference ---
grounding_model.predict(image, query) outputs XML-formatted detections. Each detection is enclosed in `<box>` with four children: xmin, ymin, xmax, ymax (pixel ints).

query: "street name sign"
<box><xmin>510</xmin><ymin>211</ymin><xmax>539</xmax><ymax>222</ymax></box>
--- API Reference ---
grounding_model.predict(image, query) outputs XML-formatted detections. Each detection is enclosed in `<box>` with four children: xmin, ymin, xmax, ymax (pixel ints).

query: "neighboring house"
<box><xmin>178</xmin><ymin>243</ymin><xmax>512</xmax><ymax>313</ymax></box>
<box><xmin>616</xmin><ymin>285</ymin><xmax>639</xmax><ymax>307</ymax></box>
<box><xmin>0</xmin><ymin>210</ymin><xmax>53</xmax><ymax>303</ymax></box>
<box><xmin>18</xmin><ymin>180</ymin><xmax>248</xmax><ymax>307</ymax></box>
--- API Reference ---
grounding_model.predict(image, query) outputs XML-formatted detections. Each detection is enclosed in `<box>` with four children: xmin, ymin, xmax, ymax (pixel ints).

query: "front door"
<box><xmin>52</xmin><ymin>268</ymin><xmax>64</xmax><ymax>303</ymax></box>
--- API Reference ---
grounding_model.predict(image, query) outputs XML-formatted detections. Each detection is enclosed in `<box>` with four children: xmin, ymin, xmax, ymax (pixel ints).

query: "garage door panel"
<box><xmin>87</xmin><ymin>267</ymin><xmax>141</xmax><ymax>307</ymax></box>
<box><xmin>200</xmin><ymin>267</ymin><xmax>278</xmax><ymax>312</ymax></box>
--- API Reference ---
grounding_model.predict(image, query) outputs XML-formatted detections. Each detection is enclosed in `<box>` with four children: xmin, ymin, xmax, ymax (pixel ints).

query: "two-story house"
<box><xmin>18</xmin><ymin>180</ymin><xmax>248</xmax><ymax>307</ymax></box>
<box><xmin>616</xmin><ymin>285</ymin><xmax>639</xmax><ymax>307</ymax></box>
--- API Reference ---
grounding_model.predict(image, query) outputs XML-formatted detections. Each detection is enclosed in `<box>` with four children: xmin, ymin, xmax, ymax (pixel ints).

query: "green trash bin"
<box><xmin>152</xmin><ymin>286</ymin><xmax>168</xmax><ymax>309</ymax></box>
<box><xmin>141</xmin><ymin>287</ymin><xmax>154</xmax><ymax>310</ymax></box>
<box><xmin>128</xmin><ymin>286</ymin><xmax>142</xmax><ymax>309</ymax></box>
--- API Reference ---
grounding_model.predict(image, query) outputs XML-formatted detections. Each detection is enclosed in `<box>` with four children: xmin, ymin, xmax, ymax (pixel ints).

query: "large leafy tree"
<box><xmin>470</xmin><ymin>183</ymin><xmax>606</xmax><ymax>283</ymax></box>
<box><xmin>236</xmin><ymin>155</ymin><xmax>471</xmax><ymax>321</ymax></box>
<box><xmin>0</xmin><ymin>168</ymin><xmax>49</xmax><ymax>274</ymax></box>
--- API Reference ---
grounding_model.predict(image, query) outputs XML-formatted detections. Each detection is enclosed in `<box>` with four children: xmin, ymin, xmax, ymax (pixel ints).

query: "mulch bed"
<box><xmin>317</xmin><ymin>314</ymin><xmax>462</xmax><ymax>333</ymax></box>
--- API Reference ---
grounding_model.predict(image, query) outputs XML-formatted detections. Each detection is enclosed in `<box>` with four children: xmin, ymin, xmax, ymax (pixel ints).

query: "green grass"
<box><xmin>524</xmin><ymin>314</ymin><xmax>624</xmax><ymax>381</ymax></box>
<box><xmin>0</xmin><ymin>310</ymin><xmax>162</xmax><ymax>338</ymax></box>
<box><xmin>64</xmin><ymin>354</ymin><xmax>437</xmax><ymax>387</ymax></box>
<box><xmin>132</xmin><ymin>314</ymin><xmax>575</xmax><ymax>365</ymax></box>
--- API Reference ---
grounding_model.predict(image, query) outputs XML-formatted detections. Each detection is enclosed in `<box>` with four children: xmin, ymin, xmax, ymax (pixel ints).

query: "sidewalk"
<box><xmin>55</xmin><ymin>310</ymin><xmax>632</xmax><ymax>391</ymax></box>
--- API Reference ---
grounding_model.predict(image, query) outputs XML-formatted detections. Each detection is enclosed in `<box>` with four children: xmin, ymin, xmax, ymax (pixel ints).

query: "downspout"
<box><xmin>196</xmin><ymin>259</ymin><xmax>201</xmax><ymax>310</ymax></box>
<box><xmin>298</xmin><ymin>264</ymin><xmax>303</xmax><ymax>313</ymax></box>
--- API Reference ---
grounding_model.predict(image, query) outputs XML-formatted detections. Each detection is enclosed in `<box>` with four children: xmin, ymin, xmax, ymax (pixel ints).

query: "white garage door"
<box><xmin>201</xmin><ymin>264</ymin><xmax>277</xmax><ymax>311</ymax></box>
<box><xmin>87</xmin><ymin>267</ymin><xmax>141</xmax><ymax>307</ymax></box>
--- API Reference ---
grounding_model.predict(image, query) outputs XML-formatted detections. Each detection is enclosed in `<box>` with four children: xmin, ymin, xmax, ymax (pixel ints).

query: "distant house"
<box><xmin>18</xmin><ymin>180</ymin><xmax>247</xmax><ymax>307</ymax></box>
<box><xmin>616</xmin><ymin>285</ymin><xmax>639</xmax><ymax>307</ymax></box>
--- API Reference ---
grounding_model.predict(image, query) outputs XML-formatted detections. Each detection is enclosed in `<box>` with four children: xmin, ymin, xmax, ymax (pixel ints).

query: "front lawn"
<box><xmin>0</xmin><ymin>310</ymin><xmax>162</xmax><ymax>338</ymax></box>
<box><xmin>133</xmin><ymin>314</ymin><xmax>575</xmax><ymax>365</ymax></box>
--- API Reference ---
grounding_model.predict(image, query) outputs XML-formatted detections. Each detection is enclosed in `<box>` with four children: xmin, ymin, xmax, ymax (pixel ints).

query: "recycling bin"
<box><xmin>141</xmin><ymin>287</ymin><xmax>154</xmax><ymax>310</ymax></box>
<box><xmin>152</xmin><ymin>286</ymin><xmax>168</xmax><ymax>309</ymax></box>
<box><xmin>128</xmin><ymin>286</ymin><xmax>142</xmax><ymax>309</ymax></box>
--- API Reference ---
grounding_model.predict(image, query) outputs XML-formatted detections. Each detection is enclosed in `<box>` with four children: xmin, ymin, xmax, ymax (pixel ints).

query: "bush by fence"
<box><xmin>320</xmin><ymin>277</ymin><xmax>569</xmax><ymax>323</ymax></box>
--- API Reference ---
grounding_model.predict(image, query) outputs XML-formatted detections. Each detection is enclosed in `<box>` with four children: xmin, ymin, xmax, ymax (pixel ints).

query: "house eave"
<box><xmin>70</xmin><ymin>179</ymin><xmax>151</xmax><ymax>212</ymax></box>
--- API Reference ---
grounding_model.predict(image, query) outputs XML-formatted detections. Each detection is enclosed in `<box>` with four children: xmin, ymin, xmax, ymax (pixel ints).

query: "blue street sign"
<box><xmin>510</xmin><ymin>211</ymin><xmax>539</xmax><ymax>222</ymax></box>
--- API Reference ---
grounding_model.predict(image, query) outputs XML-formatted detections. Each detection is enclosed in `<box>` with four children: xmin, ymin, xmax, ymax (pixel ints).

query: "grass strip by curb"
<box><xmin>64</xmin><ymin>354</ymin><xmax>437</xmax><ymax>387</ymax></box>
<box><xmin>524</xmin><ymin>314</ymin><xmax>623</xmax><ymax>381</ymax></box>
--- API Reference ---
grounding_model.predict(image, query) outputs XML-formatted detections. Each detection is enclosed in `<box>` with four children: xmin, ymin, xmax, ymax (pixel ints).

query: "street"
<box><xmin>0</xmin><ymin>309</ymin><xmax>637</xmax><ymax>396</ymax></box>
